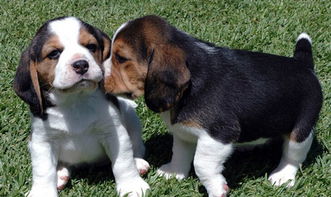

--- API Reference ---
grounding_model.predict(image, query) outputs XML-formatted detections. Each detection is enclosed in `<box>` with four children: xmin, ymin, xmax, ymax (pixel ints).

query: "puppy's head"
<box><xmin>14</xmin><ymin>17</ymin><xmax>111</xmax><ymax>117</ymax></box>
<box><xmin>103</xmin><ymin>15</ymin><xmax>190</xmax><ymax>112</ymax></box>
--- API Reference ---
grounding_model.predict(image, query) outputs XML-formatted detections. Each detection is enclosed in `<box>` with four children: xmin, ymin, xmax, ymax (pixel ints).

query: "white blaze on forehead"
<box><xmin>49</xmin><ymin>17</ymin><xmax>103</xmax><ymax>90</ymax></box>
<box><xmin>49</xmin><ymin>17</ymin><xmax>81</xmax><ymax>47</ymax></box>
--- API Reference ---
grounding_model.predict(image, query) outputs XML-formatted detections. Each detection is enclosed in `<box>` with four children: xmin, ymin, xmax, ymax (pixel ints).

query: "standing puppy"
<box><xmin>14</xmin><ymin>17</ymin><xmax>150</xmax><ymax>197</ymax></box>
<box><xmin>103</xmin><ymin>15</ymin><xmax>323</xmax><ymax>197</ymax></box>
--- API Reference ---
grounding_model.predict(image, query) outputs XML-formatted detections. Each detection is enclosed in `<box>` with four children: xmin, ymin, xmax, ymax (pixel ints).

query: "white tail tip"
<box><xmin>296</xmin><ymin>32</ymin><xmax>312</xmax><ymax>44</ymax></box>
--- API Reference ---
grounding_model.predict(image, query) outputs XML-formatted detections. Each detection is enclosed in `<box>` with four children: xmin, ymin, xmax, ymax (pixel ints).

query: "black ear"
<box><xmin>93</xmin><ymin>28</ymin><xmax>111</xmax><ymax>62</ymax></box>
<box><xmin>144</xmin><ymin>44</ymin><xmax>190</xmax><ymax>112</ymax></box>
<box><xmin>99</xmin><ymin>30</ymin><xmax>111</xmax><ymax>62</ymax></box>
<box><xmin>13</xmin><ymin>48</ymin><xmax>45</xmax><ymax>118</ymax></box>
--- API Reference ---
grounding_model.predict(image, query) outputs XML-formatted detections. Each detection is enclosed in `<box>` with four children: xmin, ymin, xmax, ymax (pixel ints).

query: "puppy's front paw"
<box><xmin>117</xmin><ymin>178</ymin><xmax>150</xmax><ymax>197</ymax></box>
<box><xmin>134</xmin><ymin>158</ymin><xmax>150</xmax><ymax>175</ymax></box>
<box><xmin>156</xmin><ymin>163</ymin><xmax>187</xmax><ymax>180</ymax></box>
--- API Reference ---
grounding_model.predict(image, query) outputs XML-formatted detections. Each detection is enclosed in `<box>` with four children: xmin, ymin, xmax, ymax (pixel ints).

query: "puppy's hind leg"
<box><xmin>269</xmin><ymin>131</ymin><xmax>313</xmax><ymax>187</ymax></box>
<box><xmin>125</xmin><ymin>110</ymin><xmax>150</xmax><ymax>175</ymax></box>
<box><xmin>127</xmin><ymin>118</ymin><xmax>150</xmax><ymax>175</ymax></box>
<box><xmin>269</xmin><ymin>92</ymin><xmax>321</xmax><ymax>187</ymax></box>
<box><xmin>56</xmin><ymin>164</ymin><xmax>70</xmax><ymax>190</ymax></box>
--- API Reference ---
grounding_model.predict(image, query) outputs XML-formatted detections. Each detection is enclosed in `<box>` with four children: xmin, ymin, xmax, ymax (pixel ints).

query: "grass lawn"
<box><xmin>1</xmin><ymin>0</ymin><xmax>330</xmax><ymax>196</ymax></box>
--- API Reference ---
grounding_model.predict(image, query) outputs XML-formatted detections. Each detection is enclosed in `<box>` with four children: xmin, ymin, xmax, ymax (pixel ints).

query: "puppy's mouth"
<box><xmin>59</xmin><ymin>79</ymin><xmax>98</xmax><ymax>93</ymax></box>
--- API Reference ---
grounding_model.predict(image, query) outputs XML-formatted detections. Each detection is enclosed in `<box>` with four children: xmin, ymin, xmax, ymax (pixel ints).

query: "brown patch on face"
<box><xmin>104</xmin><ymin>37</ymin><xmax>148</xmax><ymax>98</ymax></box>
<box><xmin>104</xmin><ymin>15</ymin><xmax>190</xmax><ymax>113</ymax></box>
<box><xmin>36</xmin><ymin>35</ymin><xmax>62</xmax><ymax>87</ymax></box>
<box><xmin>14</xmin><ymin>43</ymin><xmax>56</xmax><ymax>117</ymax></box>
<box><xmin>79</xmin><ymin>28</ymin><xmax>101</xmax><ymax>63</ymax></box>
<box><xmin>103</xmin><ymin>16</ymin><xmax>170</xmax><ymax>97</ymax></box>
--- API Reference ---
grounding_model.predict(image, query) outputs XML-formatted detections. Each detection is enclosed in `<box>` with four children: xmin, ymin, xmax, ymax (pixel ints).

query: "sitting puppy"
<box><xmin>103</xmin><ymin>15</ymin><xmax>323</xmax><ymax>197</ymax></box>
<box><xmin>13</xmin><ymin>17</ymin><xmax>150</xmax><ymax>197</ymax></box>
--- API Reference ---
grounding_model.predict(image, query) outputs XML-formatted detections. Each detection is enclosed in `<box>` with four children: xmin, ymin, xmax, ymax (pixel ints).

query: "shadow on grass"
<box><xmin>144</xmin><ymin>133</ymin><xmax>324</xmax><ymax>195</ymax></box>
<box><xmin>65</xmin><ymin>133</ymin><xmax>173</xmax><ymax>189</ymax></box>
<box><xmin>64</xmin><ymin>133</ymin><xmax>174</xmax><ymax>189</ymax></box>
<box><xmin>67</xmin><ymin>161</ymin><xmax>115</xmax><ymax>188</ymax></box>
<box><xmin>64</xmin><ymin>133</ymin><xmax>323</xmax><ymax>194</ymax></box>
<box><xmin>145</xmin><ymin>133</ymin><xmax>173</xmax><ymax>167</ymax></box>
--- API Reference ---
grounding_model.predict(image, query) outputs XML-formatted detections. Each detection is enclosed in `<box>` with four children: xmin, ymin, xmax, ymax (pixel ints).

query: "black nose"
<box><xmin>72</xmin><ymin>60</ymin><xmax>89</xmax><ymax>75</ymax></box>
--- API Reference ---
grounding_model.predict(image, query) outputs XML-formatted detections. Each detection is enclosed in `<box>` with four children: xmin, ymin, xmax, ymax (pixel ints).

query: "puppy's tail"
<box><xmin>294</xmin><ymin>32</ymin><xmax>314</xmax><ymax>69</ymax></box>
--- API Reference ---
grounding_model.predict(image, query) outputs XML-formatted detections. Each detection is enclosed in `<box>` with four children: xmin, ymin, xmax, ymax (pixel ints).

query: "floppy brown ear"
<box><xmin>145</xmin><ymin>44</ymin><xmax>190</xmax><ymax>112</ymax></box>
<box><xmin>13</xmin><ymin>48</ymin><xmax>45</xmax><ymax>118</ymax></box>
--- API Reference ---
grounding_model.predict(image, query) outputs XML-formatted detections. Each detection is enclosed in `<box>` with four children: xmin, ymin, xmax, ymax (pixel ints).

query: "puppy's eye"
<box><xmin>47</xmin><ymin>49</ymin><xmax>61</xmax><ymax>59</ymax></box>
<box><xmin>86</xmin><ymin>44</ymin><xmax>97</xmax><ymax>53</ymax></box>
<box><xmin>115</xmin><ymin>54</ymin><xmax>128</xmax><ymax>64</ymax></box>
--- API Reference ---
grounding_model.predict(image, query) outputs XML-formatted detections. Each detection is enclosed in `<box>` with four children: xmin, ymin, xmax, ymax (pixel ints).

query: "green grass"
<box><xmin>1</xmin><ymin>0</ymin><xmax>330</xmax><ymax>196</ymax></box>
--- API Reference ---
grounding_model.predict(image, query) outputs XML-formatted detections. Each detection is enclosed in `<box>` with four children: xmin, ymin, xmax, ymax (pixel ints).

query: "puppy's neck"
<box><xmin>48</xmin><ymin>87</ymin><xmax>99</xmax><ymax>107</ymax></box>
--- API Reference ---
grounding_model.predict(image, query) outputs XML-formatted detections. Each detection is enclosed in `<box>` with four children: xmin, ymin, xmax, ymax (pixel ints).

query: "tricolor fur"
<box><xmin>103</xmin><ymin>15</ymin><xmax>323</xmax><ymax>197</ymax></box>
<box><xmin>13</xmin><ymin>17</ymin><xmax>150</xmax><ymax>197</ymax></box>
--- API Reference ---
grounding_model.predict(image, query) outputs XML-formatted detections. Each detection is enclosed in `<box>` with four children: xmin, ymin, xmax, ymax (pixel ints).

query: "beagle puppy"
<box><xmin>13</xmin><ymin>17</ymin><xmax>150</xmax><ymax>197</ymax></box>
<box><xmin>103</xmin><ymin>15</ymin><xmax>323</xmax><ymax>197</ymax></box>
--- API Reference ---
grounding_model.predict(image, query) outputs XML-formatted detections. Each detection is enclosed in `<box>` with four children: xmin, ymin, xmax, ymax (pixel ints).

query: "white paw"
<box><xmin>204</xmin><ymin>176</ymin><xmax>229</xmax><ymax>197</ymax></box>
<box><xmin>268</xmin><ymin>162</ymin><xmax>298</xmax><ymax>187</ymax></box>
<box><xmin>134</xmin><ymin>158</ymin><xmax>150</xmax><ymax>175</ymax></box>
<box><xmin>117</xmin><ymin>178</ymin><xmax>150</xmax><ymax>197</ymax></box>
<box><xmin>156</xmin><ymin>163</ymin><xmax>187</xmax><ymax>180</ymax></box>
<box><xmin>57</xmin><ymin>167</ymin><xmax>70</xmax><ymax>190</ymax></box>
<box><xmin>269</xmin><ymin>170</ymin><xmax>296</xmax><ymax>187</ymax></box>
<box><xmin>26</xmin><ymin>186</ymin><xmax>58</xmax><ymax>197</ymax></box>
<box><xmin>207</xmin><ymin>184</ymin><xmax>229</xmax><ymax>197</ymax></box>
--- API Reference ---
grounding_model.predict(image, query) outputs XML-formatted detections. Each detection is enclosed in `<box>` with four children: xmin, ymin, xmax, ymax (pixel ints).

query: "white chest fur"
<box><xmin>31</xmin><ymin>89</ymin><xmax>122</xmax><ymax>164</ymax></box>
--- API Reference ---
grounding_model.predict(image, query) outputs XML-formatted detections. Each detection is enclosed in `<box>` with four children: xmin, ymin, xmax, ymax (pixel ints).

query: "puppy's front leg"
<box><xmin>157</xmin><ymin>133</ymin><xmax>196</xmax><ymax>179</ymax></box>
<box><xmin>28</xmin><ymin>137</ymin><xmax>58</xmax><ymax>197</ymax></box>
<box><xmin>194</xmin><ymin>134</ymin><xmax>233</xmax><ymax>197</ymax></box>
<box><xmin>102</xmin><ymin>125</ymin><xmax>150</xmax><ymax>197</ymax></box>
